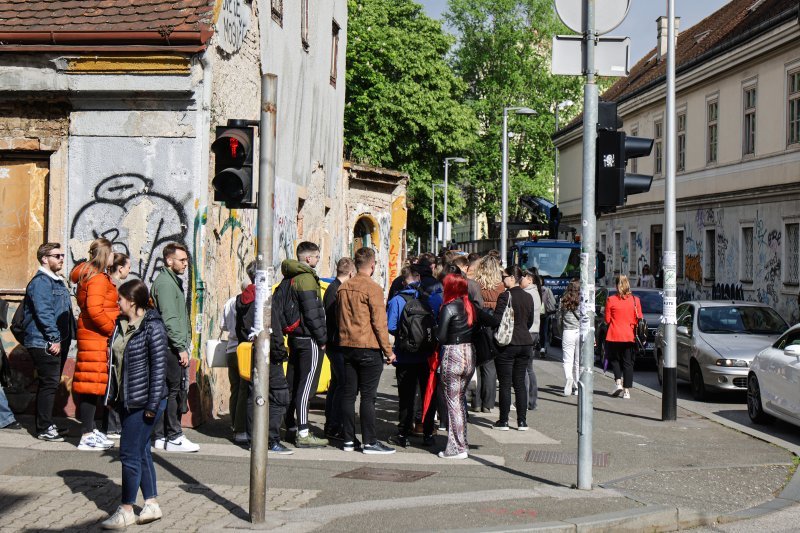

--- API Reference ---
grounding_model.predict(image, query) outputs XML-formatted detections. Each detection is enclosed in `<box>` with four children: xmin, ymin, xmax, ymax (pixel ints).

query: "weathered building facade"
<box><xmin>0</xmin><ymin>0</ymin><xmax>404</xmax><ymax>421</ymax></box>
<box><xmin>554</xmin><ymin>0</ymin><xmax>800</xmax><ymax>323</ymax></box>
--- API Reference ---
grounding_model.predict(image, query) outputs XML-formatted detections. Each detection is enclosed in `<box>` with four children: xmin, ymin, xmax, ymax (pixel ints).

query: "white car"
<box><xmin>747</xmin><ymin>324</ymin><xmax>800</xmax><ymax>426</ymax></box>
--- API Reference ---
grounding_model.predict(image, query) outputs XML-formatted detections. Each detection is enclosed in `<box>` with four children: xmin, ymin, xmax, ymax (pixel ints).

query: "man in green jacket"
<box><xmin>151</xmin><ymin>242</ymin><xmax>199</xmax><ymax>453</ymax></box>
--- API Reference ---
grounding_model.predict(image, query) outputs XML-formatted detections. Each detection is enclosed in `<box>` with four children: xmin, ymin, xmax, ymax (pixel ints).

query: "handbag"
<box><xmin>633</xmin><ymin>296</ymin><xmax>648</xmax><ymax>352</ymax></box>
<box><xmin>474</xmin><ymin>325</ymin><xmax>500</xmax><ymax>366</ymax></box>
<box><xmin>494</xmin><ymin>292</ymin><xmax>514</xmax><ymax>346</ymax></box>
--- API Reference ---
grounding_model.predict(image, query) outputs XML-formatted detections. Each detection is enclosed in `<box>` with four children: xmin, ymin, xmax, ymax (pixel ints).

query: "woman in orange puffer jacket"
<box><xmin>70</xmin><ymin>238</ymin><xmax>119</xmax><ymax>451</ymax></box>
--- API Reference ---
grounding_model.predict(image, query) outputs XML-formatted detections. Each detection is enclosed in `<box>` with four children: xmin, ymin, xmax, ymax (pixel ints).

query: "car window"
<box><xmin>596</xmin><ymin>288</ymin><xmax>608</xmax><ymax>308</ymax></box>
<box><xmin>633</xmin><ymin>291</ymin><xmax>663</xmax><ymax>314</ymax></box>
<box><xmin>774</xmin><ymin>329</ymin><xmax>800</xmax><ymax>349</ymax></box>
<box><xmin>698</xmin><ymin>306</ymin><xmax>788</xmax><ymax>335</ymax></box>
<box><xmin>678</xmin><ymin>305</ymin><xmax>694</xmax><ymax>329</ymax></box>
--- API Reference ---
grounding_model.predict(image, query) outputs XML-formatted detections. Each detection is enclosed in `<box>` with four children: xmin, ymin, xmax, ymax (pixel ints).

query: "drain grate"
<box><xmin>525</xmin><ymin>450</ymin><xmax>609</xmax><ymax>467</ymax></box>
<box><xmin>334</xmin><ymin>467</ymin><xmax>436</xmax><ymax>482</ymax></box>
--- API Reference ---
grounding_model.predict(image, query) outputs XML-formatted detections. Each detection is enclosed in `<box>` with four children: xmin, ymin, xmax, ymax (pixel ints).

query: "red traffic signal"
<box><xmin>211</xmin><ymin>126</ymin><xmax>255</xmax><ymax>208</ymax></box>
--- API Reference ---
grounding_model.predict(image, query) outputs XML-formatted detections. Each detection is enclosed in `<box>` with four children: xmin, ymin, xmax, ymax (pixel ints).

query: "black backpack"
<box><xmin>10</xmin><ymin>300</ymin><xmax>26</xmax><ymax>344</ymax></box>
<box><xmin>395</xmin><ymin>291</ymin><xmax>435</xmax><ymax>354</ymax></box>
<box><xmin>272</xmin><ymin>277</ymin><xmax>301</xmax><ymax>335</ymax></box>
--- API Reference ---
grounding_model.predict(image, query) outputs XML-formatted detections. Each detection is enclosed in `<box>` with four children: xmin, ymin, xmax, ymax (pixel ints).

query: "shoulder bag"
<box><xmin>494</xmin><ymin>292</ymin><xmax>514</xmax><ymax>346</ymax></box>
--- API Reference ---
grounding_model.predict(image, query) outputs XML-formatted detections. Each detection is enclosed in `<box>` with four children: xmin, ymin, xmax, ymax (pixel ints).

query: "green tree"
<box><xmin>446</xmin><ymin>0</ymin><xmax>584</xmax><ymax>236</ymax></box>
<box><xmin>345</xmin><ymin>0</ymin><xmax>478</xmax><ymax>243</ymax></box>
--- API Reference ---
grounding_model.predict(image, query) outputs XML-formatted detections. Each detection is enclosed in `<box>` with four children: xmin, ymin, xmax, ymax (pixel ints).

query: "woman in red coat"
<box><xmin>604</xmin><ymin>275</ymin><xmax>642</xmax><ymax>400</ymax></box>
<box><xmin>70</xmin><ymin>238</ymin><xmax>119</xmax><ymax>450</ymax></box>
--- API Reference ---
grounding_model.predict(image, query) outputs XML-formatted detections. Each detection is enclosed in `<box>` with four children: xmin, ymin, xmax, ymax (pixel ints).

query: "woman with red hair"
<box><xmin>435</xmin><ymin>273</ymin><xmax>478</xmax><ymax>459</ymax></box>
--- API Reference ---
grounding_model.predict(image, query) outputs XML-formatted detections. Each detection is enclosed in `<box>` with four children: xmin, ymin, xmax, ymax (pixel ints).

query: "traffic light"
<box><xmin>595</xmin><ymin>102</ymin><xmax>654</xmax><ymax>216</ymax></box>
<box><xmin>211</xmin><ymin>124</ymin><xmax>255</xmax><ymax>208</ymax></box>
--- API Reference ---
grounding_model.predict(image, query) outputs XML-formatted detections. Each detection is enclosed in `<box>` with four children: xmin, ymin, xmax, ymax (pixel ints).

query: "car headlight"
<box><xmin>714</xmin><ymin>359</ymin><xmax>749</xmax><ymax>368</ymax></box>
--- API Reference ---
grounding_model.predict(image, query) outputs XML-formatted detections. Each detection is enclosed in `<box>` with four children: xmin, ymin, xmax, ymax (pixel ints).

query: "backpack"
<box><xmin>10</xmin><ymin>300</ymin><xmax>25</xmax><ymax>344</ymax></box>
<box><xmin>395</xmin><ymin>292</ymin><xmax>436</xmax><ymax>354</ymax></box>
<box><xmin>271</xmin><ymin>277</ymin><xmax>301</xmax><ymax>335</ymax></box>
<box><xmin>494</xmin><ymin>292</ymin><xmax>515</xmax><ymax>346</ymax></box>
<box><xmin>542</xmin><ymin>287</ymin><xmax>557</xmax><ymax>314</ymax></box>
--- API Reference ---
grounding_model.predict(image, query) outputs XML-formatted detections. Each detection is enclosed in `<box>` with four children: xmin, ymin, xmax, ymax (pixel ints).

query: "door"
<box><xmin>651</xmin><ymin>224</ymin><xmax>663</xmax><ymax>283</ymax></box>
<box><xmin>0</xmin><ymin>157</ymin><xmax>49</xmax><ymax>292</ymax></box>
<box><xmin>771</xmin><ymin>330</ymin><xmax>800</xmax><ymax>419</ymax></box>
<box><xmin>675</xmin><ymin>304</ymin><xmax>694</xmax><ymax>379</ymax></box>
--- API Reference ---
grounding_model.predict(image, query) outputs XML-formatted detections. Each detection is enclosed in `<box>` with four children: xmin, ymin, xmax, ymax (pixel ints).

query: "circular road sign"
<box><xmin>553</xmin><ymin>0</ymin><xmax>631</xmax><ymax>35</ymax></box>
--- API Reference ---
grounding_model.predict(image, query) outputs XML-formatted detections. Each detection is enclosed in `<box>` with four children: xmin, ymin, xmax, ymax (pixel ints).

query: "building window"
<box><xmin>707</xmin><ymin>100</ymin><xmax>718</xmax><ymax>164</ymax></box>
<box><xmin>743</xmin><ymin>86</ymin><xmax>757</xmax><ymax>155</ymax></box>
<box><xmin>677</xmin><ymin>111</ymin><xmax>686</xmax><ymax>172</ymax></box>
<box><xmin>330</xmin><ymin>20</ymin><xmax>340</xmax><ymax>86</ymax></box>
<box><xmin>271</xmin><ymin>0</ymin><xmax>283</xmax><ymax>25</ymax></box>
<box><xmin>654</xmin><ymin>120</ymin><xmax>663</xmax><ymax>175</ymax></box>
<box><xmin>705</xmin><ymin>229</ymin><xmax>716</xmax><ymax>282</ymax></box>
<box><xmin>741</xmin><ymin>226</ymin><xmax>754</xmax><ymax>282</ymax></box>
<box><xmin>789</xmin><ymin>69</ymin><xmax>800</xmax><ymax>146</ymax></box>
<box><xmin>301</xmin><ymin>0</ymin><xmax>309</xmax><ymax>51</ymax></box>
<box><xmin>676</xmin><ymin>230</ymin><xmax>684</xmax><ymax>279</ymax></box>
<box><xmin>786</xmin><ymin>223</ymin><xmax>800</xmax><ymax>285</ymax></box>
<box><xmin>614</xmin><ymin>232</ymin><xmax>621</xmax><ymax>275</ymax></box>
<box><xmin>629</xmin><ymin>230</ymin><xmax>637</xmax><ymax>275</ymax></box>
<box><xmin>600</xmin><ymin>233</ymin><xmax>607</xmax><ymax>264</ymax></box>
<box><xmin>629</xmin><ymin>127</ymin><xmax>639</xmax><ymax>173</ymax></box>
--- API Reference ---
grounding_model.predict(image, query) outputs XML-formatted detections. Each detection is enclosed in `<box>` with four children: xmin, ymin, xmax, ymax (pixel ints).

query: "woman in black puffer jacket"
<box><xmin>101</xmin><ymin>279</ymin><xmax>168</xmax><ymax>530</ymax></box>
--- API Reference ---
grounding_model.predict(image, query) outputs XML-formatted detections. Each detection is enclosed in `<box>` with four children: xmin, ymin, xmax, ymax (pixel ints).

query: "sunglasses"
<box><xmin>47</xmin><ymin>254</ymin><xmax>66</xmax><ymax>259</ymax></box>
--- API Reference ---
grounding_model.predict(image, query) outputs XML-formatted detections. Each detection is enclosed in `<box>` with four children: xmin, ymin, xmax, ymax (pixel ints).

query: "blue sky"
<box><xmin>418</xmin><ymin>0</ymin><xmax>732</xmax><ymax>63</ymax></box>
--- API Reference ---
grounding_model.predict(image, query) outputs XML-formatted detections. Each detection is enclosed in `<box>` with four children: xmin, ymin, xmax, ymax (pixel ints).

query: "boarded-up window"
<box><xmin>786</xmin><ymin>223</ymin><xmax>799</xmax><ymax>285</ymax></box>
<box><xmin>0</xmin><ymin>159</ymin><xmax>49</xmax><ymax>292</ymax></box>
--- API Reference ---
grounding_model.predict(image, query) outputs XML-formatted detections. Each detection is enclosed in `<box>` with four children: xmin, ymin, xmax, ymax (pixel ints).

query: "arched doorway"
<box><xmin>353</xmin><ymin>215</ymin><xmax>379</xmax><ymax>252</ymax></box>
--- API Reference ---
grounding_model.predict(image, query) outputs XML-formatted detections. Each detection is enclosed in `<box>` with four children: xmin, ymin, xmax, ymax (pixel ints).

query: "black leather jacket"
<box><xmin>436</xmin><ymin>300</ymin><xmax>473</xmax><ymax>345</ymax></box>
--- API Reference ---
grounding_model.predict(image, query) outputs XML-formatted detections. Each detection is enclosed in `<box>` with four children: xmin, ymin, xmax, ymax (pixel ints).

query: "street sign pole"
<box><xmin>249</xmin><ymin>73</ymin><xmax>277</xmax><ymax>523</ymax></box>
<box><xmin>662</xmin><ymin>0</ymin><xmax>678</xmax><ymax>421</ymax></box>
<box><xmin>577</xmin><ymin>0</ymin><xmax>598</xmax><ymax>491</ymax></box>
<box><xmin>501</xmin><ymin>109</ymin><xmax>510</xmax><ymax>267</ymax></box>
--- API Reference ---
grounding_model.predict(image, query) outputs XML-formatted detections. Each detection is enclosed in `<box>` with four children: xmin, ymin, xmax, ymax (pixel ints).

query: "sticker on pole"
<box><xmin>252</xmin><ymin>269</ymin><xmax>270</xmax><ymax>339</ymax></box>
<box><xmin>663</xmin><ymin>296</ymin><xmax>677</xmax><ymax>325</ymax></box>
<box><xmin>553</xmin><ymin>0</ymin><xmax>631</xmax><ymax>35</ymax></box>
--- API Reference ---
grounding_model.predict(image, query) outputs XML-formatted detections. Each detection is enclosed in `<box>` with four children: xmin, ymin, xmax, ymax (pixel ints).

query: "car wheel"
<box><xmin>690</xmin><ymin>361</ymin><xmax>706</xmax><ymax>401</ymax></box>
<box><xmin>656</xmin><ymin>351</ymin><xmax>663</xmax><ymax>386</ymax></box>
<box><xmin>747</xmin><ymin>374</ymin><xmax>772</xmax><ymax>424</ymax></box>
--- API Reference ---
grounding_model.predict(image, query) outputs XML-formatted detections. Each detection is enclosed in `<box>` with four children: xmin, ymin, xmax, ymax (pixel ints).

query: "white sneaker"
<box><xmin>573</xmin><ymin>388</ymin><xmax>579</xmax><ymax>396</ymax></box>
<box><xmin>563</xmin><ymin>379</ymin><xmax>573</xmax><ymax>397</ymax></box>
<box><xmin>93</xmin><ymin>429</ymin><xmax>114</xmax><ymax>446</ymax></box>
<box><xmin>165</xmin><ymin>435</ymin><xmax>200</xmax><ymax>453</ymax></box>
<box><xmin>137</xmin><ymin>502</ymin><xmax>162</xmax><ymax>525</ymax></box>
<box><xmin>78</xmin><ymin>433</ymin><xmax>114</xmax><ymax>451</ymax></box>
<box><xmin>105</xmin><ymin>432</ymin><xmax>121</xmax><ymax>440</ymax></box>
<box><xmin>438</xmin><ymin>451</ymin><xmax>468</xmax><ymax>459</ymax></box>
<box><xmin>622</xmin><ymin>390</ymin><xmax>631</xmax><ymax>399</ymax></box>
<box><xmin>153</xmin><ymin>438</ymin><xmax>166</xmax><ymax>450</ymax></box>
<box><xmin>102</xmin><ymin>506</ymin><xmax>136</xmax><ymax>530</ymax></box>
<box><xmin>611</xmin><ymin>383</ymin><xmax>624</xmax><ymax>397</ymax></box>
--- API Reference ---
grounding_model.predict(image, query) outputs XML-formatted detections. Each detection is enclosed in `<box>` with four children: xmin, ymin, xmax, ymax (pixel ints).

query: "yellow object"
<box><xmin>237</xmin><ymin>279</ymin><xmax>333</xmax><ymax>391</ymax></box>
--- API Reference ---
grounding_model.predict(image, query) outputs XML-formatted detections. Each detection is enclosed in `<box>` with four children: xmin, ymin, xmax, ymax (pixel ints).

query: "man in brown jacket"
<box><xmin>336</xmin><ymin>247</ymin><xmax>396</xmax><ymax>455</ymax></box>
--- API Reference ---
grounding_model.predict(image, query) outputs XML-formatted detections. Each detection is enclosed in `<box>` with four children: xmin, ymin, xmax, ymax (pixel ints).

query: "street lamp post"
<box><xmin>501</xmin><ymin>107</ymin><xmax>536</xmax><ymax>266</ymax></box>
<box><xmin>553</xmin><ymin>100</ymin><xmax>574</xmax><ymax>208</ymax></box>
<box><xmin>431</xmin><ymin>182</ymin><xmax>444</xmax><ymax>254</ymax></box>
<box><xmin>443</xmin><ymin>157</ymin><xmax>467</xmax><ymax>251</ymax></box>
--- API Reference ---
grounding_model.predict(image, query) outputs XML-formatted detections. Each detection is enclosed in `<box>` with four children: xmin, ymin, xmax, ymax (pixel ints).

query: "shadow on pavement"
<box><xmin>152</xmin><ymin>454</ymin><xmax>248</xmax><ymax>520</ymax></box>
<box><xmin>56</xmin><ymin>469</ymin><xmax>120</xmax><ymax>514</ymax></box>
<box><xmin>469</xmin><ymin>454</ymin><xmax>568</xmax><ymax>488</ymax></box>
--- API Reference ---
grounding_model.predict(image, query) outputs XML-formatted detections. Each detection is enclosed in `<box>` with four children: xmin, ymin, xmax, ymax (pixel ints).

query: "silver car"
<box><xmin>655</xmin><ymin>301</ymin><xmax>788</xmax><ymax>401</ymax></box>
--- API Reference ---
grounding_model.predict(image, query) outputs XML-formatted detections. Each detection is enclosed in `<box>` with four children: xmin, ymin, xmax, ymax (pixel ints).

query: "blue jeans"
<box><xmin>120</xmin><ymin>399</ymin><xmax>166</xmax><ymax>505</ymax></box>
<box><xmin>0</xmin><ymin>384</ymin><xmax>16</xmax><ymax>428</ymax></box>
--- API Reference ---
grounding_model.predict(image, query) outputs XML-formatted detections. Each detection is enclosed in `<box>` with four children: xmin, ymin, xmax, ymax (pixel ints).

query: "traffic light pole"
<box><xmin>577</xmin><ymin>0</ymin><xmax>598</xmax><ymax>491</ymax></box>
<box><xmin>662</xmin><ymin>0</ymin><xmax>678</xmax><ymax>421</ymax></box>
<box><xmin>249</xmin><ymin>73</ymin><xmax>277</xmax><ymax>523</ymax></box>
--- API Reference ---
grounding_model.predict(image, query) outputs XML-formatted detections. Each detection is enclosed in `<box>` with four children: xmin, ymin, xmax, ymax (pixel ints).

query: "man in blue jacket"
<box><xmin>22</xmin><ymin>243</ymin><xmax>76</xmax><ymax>441</ymax></box>
<box><xmin>386</xmin><ymin>267</ymin><xmax>436</xmax><ymax>447</ymax></box>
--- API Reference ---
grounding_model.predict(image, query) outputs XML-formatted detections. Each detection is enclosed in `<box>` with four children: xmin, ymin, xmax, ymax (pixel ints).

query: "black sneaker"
<box><xmin>388</xmin><ymin>434</ymin><xmax>410</xmax><ymax>448</ymax></box>
<box><xmin>37</xmin><ymin>425</ymin><xmax>65</xmax><ymax>442</ymax></box>
<box><xmin>363</xmin><ymin>441</ymin><xmax>396</xmax><ymax>455</ymax></box>
<box><xmin>268</xmin><ymin>442</ymin><xmax>294</xmax><ymax>455</ymax></box>
<box><xmin>2</xmin><ymin>421</ymin><xmax>22</xmax><ymax>430</ymax></box>
<box><xmin>422</xmin><ymin>435</ymin><xmax>435</xmax><ymax>447</ymax></box>
<box><xmin>343</xmin><ymin>441</ymin><xmax>355</xmax><ymax>452</ymax></box>
<box><xmin>493</xmin><ymin>420</ymin><xmax>509</xmax><ymax>431</ymax></box>
<box><xmin>517</xmin><ymin>421</ymin><xmax>529</xmax><ymax>431</ymax></box>
<box><xmin>324</xmin><ymin>427</ymin><xmax>344</xmax><ymax>441</ymax></box>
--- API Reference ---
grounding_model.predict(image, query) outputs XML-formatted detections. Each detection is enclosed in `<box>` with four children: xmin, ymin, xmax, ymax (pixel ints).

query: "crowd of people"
<box><xmin>0</xmin><ymin>236</ymin><xmax>647</xmax><ymax>529</ymax></box>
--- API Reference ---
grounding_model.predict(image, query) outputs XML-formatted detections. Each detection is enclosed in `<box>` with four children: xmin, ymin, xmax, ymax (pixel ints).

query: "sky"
<box><xmin>418</xmin><ymin>0</ymin><xmax>732</xmax><ymax>64</ymax></box>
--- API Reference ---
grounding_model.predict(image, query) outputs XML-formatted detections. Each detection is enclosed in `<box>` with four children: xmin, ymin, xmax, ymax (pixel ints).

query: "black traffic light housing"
<box><xmin>595</xmin><ymin>102</ymin><xmax>654</xmax><ymax>216</ymax></box>
<box><xmin>212</xmin><ymin>121</ymin><xmax>256</xmax><ymax>209</ymax></box>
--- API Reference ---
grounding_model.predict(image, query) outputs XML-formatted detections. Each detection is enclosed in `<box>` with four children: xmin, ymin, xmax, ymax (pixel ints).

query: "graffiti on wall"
<box><xmin>216</xmin><ymin>0</ymin><xmax>251</xmax><ymax>54</ymax></box>
<box><xmin>273</xmin><ymin>177</ymin><xmax>298</xmax><ymax>270</ymax></box>
<box><xmin>69</xmin><ymin>174</ymin><xmax>189</xmax><ymax>283</ymax></box>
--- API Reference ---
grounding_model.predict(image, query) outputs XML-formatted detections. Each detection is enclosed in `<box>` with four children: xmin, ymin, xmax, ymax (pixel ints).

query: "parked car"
<box><xmin>747</xmin><ymin>323</ymin><xmax>800</xmax><ymax>427</ymax></box>
<box><xmin>654</xmin><ymin>301</ymin><xmax>788</xmax><ymax>401</ymax></box>
<box><xmin>595</xmin><ymin>287</ymin><xmax>663</xmax><ymax>365</ymax></box>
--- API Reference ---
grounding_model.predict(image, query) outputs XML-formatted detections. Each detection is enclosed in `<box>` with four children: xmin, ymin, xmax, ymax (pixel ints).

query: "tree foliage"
<box><xmin>344</xmin><ymin>0</ymin><xmax>479</xmax><ymax>240</ymax></box>
<box><xmin>446</xmin><ymin>0</ymin><xmax>584</xmax><ymax>235</ymax></box>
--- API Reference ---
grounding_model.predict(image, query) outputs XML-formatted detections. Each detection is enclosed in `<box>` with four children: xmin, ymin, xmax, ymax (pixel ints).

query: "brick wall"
<box><xmin>0</xmin><ymin>99</ymin><xmax>70</xmax><ymax>151</ymax></box>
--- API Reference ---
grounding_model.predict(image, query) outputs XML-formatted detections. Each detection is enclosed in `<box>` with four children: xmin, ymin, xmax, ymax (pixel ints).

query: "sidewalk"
<box><xmin>0</xmin><ymin>349</ymin><xmax>796</xmax><ymax>532</ymax></box>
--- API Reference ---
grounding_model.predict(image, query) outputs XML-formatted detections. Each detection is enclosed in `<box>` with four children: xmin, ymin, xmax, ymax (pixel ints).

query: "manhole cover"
<box><xmin>334</xmin><ymin>467</ymin><xmax>436</xmax><ymax>482</ymax></box>
<box><xmin>525</xmin><ymin>450</ymin><xmax>609</xmax><ymax>467</ymax></box>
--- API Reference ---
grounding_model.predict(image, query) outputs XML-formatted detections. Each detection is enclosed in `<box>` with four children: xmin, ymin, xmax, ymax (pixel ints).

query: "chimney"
<box><xmin>657</xmin><ymin>16</ymin><xmax>680</xmax><ymax>62</ymax></box>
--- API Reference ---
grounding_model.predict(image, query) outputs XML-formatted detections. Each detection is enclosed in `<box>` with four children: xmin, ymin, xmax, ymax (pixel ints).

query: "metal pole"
<box><xmin>417</xmin><ymin>237</ymin><xmax>421</xmax><ymax>256</ymax></box>
<box><xmin>501</xmin><ymin>108</ymin><xmax>509</xmax><ymax>266</ymax></box>
<box><xmin>431</xmin><ymin>183</ymin><xmax>436</xmax><ymax>254</ymax></box>
<box><xmin>554</xmin><ymin>105</ymin><xmax>560</xmax><ymax>207</ymax></box>
<box><xmin>577</xmin><ymin>0</ymin><xmax>598</xmax><ymax>491</ymax></box>
<box><xmin>443</xmin><ymin>160</ymin><xmax>449</xmax><ymax>251</ymax></box>
<box><xmin>249</xmin><ymin>73</ymin><xmax>277</xmax><ymax>523</ymax></box>
<box><xmin>662</xmin><ymin>0</ymin><xmax>678</xmax><ymax>421</ymax></box>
